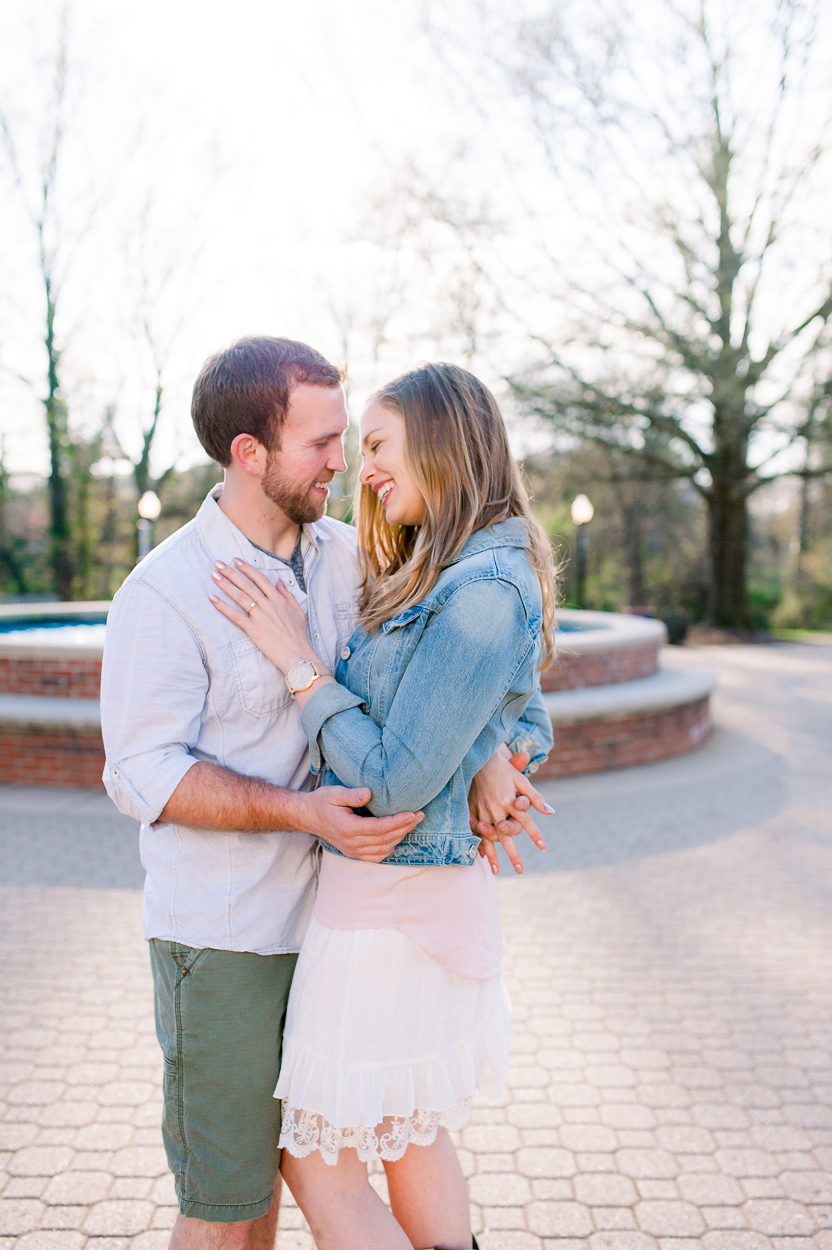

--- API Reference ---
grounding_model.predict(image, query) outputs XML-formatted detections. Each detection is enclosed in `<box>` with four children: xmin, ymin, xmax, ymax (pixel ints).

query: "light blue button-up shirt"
<box><xmin>100</xmin><ymin>486</ymin><xmax>361</xmax><ymax>954</ymax></box>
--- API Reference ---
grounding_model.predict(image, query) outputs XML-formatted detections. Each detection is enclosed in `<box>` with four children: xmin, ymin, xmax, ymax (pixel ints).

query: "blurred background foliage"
<box><xmin>1</xmin><ymin>0</ymin><xmax>831</xmax><ymax>632</ymax></box>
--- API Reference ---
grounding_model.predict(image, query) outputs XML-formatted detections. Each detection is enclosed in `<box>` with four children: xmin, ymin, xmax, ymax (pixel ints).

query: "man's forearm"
<box><xmin>158</xmin><ymin>761</ymin><xmax>309</xmax><ymax>832</ymax></box>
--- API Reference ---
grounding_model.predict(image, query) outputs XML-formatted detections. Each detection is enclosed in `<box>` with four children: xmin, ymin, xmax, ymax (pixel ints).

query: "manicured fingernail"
<box><xmin>209</xmin><ymin>594</ymin><xmax>218</xmax><ymax>603</ymax></box>
<box><xmin>234</xmin><ymin>557</ymin><xmax>243</xmax><ymax>565</ymax></box>
<box><xmin>215</xmin><ymin>560</ymin><xmax>225</xmax><ymax>569</ymax></box>
<box><xmin>543</xmin><ymin>803</ymin><xmax>555</xmax><ymax>814</ymax></box>
<box><xmin>212</xmin><ymin>572</ymin><xmax>222</xmax><ymax>582</ymax></box>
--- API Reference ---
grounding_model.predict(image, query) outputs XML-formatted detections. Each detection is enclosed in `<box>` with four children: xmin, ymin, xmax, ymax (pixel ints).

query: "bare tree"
<box><xmin>0</xmin><ymin>5</ymin><xmax>77</xmax><ymax>597</ymax></box>
<box><xmin>420</xmin><ymin>0</ymin><xmax>832</xmax><ymax>626</ymax></box>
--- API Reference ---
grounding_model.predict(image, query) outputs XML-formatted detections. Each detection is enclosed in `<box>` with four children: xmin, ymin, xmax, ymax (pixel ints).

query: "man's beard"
<box><xmin>260</xmin><ymin>450</ymin><xmax>329</xmax><ymax>525</ymax></box>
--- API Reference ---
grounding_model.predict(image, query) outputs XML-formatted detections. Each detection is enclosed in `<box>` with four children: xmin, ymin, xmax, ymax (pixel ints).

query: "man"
<box><xmin>101</xmin><ymin>336</ymin><xmax>544</xmax><ymax>1250</ymax></box>
<box><xmin>102</xmin><ymin>337</ymin><xmax>427</xmax><ymax>1250</ymax></box>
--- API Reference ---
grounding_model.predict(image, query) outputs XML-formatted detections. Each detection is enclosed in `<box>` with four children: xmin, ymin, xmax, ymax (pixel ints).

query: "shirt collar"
<box><xmin>195</xmin><ymin>484</ymin><xmax>324</xmax><ymax>571</ymax></box>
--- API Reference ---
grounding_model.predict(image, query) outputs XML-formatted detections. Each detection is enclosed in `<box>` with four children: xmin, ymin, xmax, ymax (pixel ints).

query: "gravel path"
<box><xmin>1</xmin><ymin>641</ymin><xmax>831</xmax><ymax>1250</ymax></box>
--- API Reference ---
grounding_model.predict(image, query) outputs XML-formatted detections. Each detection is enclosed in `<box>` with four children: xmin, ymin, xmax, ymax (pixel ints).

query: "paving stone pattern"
<box><xmin>1</xmin><ymin>642</ymin><xmax>831</xmax><ymax>1249</ymax></box>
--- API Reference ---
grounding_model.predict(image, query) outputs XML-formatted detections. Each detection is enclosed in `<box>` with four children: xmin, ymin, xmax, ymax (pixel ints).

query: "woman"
<box><xmin>210</xmin><ymin>363</ymin><xmax>557</xmax><ymax>1250</ymax></box>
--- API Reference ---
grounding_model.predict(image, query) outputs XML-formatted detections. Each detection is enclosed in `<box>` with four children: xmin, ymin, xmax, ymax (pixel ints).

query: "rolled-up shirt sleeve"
<box><xmin>100</xmin><ymin>580</ymin><xmax>206</xmax><ymax>824</ymax></box>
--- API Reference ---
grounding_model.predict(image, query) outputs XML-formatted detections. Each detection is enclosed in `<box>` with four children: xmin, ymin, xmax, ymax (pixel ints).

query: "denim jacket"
<box><xmin>301</xmin><ymin>518</ymin><xmax>554</xmax><ymax>866</ymax></box>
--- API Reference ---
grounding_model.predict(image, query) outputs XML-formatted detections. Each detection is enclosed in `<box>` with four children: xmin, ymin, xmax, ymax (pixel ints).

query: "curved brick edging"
<box><xmin>0</xmin><ymin>695</ymin><xmax>105</xmax><ymax>787</ymax></box>
<box><xmin>541</xmin><ymin>640</ymin><xmax>660</xmax><ymax>691</ymax></box>
<box><xmin>0</xmin><ymin>602</ymin><xmax>109</xmax><ymax>701</ymax></box>
<box><xmin>535</xmin><ymin>696</ymin><xmax>712</xmax><ymax>778</ymax></box>
<box><xmin>535</xmin><ymin>666</ymin><xmax>716</xmax><ymax>778</ymax></box>
<box><xmin>0</xmin><ymin>654</ymin><xmax>102</xmax><ymax>699</ymax></box>
<box><xmin>0</xmin><ymin>727</ymin><xmax>105</xmax><ymax>787</ymax></box>
<box><xmin>0</xmin><ymin>604</ymin><xmax>714</xmax><ymax>787</ymax></box>
<box><xmin>542</xmin><ymin>610</ymin><xmax>666</xmax><ymax>691</ymax></box>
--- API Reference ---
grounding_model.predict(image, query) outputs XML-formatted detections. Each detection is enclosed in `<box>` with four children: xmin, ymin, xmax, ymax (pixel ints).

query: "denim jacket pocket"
<box><xmin>229</xmin><ymin>637</ymin><xmax>293</xmax><ymax>718</ymax></box>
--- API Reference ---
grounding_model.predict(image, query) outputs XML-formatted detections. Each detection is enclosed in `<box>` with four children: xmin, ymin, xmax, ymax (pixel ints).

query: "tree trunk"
<box><xmin>622</xmin><ymin>501</ymin><xmax>645</xmax><ymax>607</ymax></box>
<box><xmin>705</xmin><ymin>484</ymin><xmax>750</xmax><ymax>628</ymax></box>
<box><xmin>44</xmin><ymin>287</ymin><xmax>74</xmax><ymax>600</ymax></box>
<box><xmin>46</xmin><ymin>394</ymin><xmax>74</xmax><ymax>600</ymax></box>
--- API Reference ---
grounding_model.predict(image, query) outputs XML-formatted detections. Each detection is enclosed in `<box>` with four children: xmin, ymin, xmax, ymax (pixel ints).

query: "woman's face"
<box><xmin>359</xmin><ymin>401</ymin><xmax>427</xmax><ymax>527</ymax></box>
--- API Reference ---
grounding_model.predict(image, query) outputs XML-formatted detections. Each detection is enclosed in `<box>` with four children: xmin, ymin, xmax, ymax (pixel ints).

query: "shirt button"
<box><xmin>341</xmin><ymin>646</ymin><xmax>351</xmax><ymax>660</ymax></box>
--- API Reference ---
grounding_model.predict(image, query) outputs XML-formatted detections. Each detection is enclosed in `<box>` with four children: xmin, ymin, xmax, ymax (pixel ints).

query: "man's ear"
<box><xmin>228</xmin><ymin>433</ymin><xmax>268</xmax><ymax>478</ymax></box>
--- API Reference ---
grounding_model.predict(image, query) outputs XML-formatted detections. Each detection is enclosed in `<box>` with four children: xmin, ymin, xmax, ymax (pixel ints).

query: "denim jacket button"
<box><xmin>341</xmin><ymin>646</ymin><xmax>351</xmax><ymax>660</ymax></box>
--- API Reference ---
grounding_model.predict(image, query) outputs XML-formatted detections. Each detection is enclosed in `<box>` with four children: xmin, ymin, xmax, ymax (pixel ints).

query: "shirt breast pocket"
<box><xmin>333</xmin><ymin>603</ymin><xmax>359</xmax><ymax>647</ymax></box>
<box><xmin>228</xmin><ymin>637</ymin><xmax>293</xmax><ymax>719</ymax></box>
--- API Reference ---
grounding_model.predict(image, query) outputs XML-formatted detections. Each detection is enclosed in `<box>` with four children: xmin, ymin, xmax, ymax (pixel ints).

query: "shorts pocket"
<box><xmin>229</xmin><ymin>637</ymin><xmax>293</xmax><ymax>719</ymax></box>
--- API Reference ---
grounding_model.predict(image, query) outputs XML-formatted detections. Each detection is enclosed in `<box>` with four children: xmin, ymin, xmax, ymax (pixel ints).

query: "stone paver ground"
<box><xmin>1</xmin><ymin>641</ymin><xmax>831</xmax><ymax>1250</ymax></box>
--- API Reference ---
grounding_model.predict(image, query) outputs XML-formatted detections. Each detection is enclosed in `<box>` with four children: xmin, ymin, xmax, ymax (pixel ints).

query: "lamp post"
<box><xmin>137</xmin><ymin>490</ymin><xmax>162</xmax><ymax>561</ymax></box>
<box><xmin>570</xmin><ymin>493</ymin><xmax>594</xmax><ymax>608</ymax></box>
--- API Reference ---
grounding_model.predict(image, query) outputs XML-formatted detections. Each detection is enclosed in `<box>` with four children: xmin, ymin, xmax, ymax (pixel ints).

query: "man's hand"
<box><xmin>158</xmin><ymin>762</ymin><xmax>420</xmax><ymax>863</ymax></box>
<box><xmin>299</xmin><ymin>785</ymin><xmax>423</xmax><ymax>862</ymax></box>
<box><xmin>468</xmin><ymin>748</ymin><xmax>554</xmax><ymax>876</ymax></box>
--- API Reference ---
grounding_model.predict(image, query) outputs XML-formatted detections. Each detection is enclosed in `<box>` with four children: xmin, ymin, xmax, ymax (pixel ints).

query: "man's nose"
<box><xmin>329</xmin><ymin>447</ymin><xmax>348</xmax><ymax>474</ymax></box>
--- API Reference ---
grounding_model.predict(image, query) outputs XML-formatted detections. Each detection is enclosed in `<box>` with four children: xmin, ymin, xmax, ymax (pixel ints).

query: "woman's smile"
<box><xmin>360</xmin><ymin>401</ymin><xmax>426</xmax><ymax>526</ymax></box>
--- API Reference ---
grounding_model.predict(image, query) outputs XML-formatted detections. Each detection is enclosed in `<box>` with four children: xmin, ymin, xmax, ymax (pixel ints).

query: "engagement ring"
<box><xmin>246</xmin><ymin>601</ymin><xmax>257</xmax><ymax>615</ymax></box>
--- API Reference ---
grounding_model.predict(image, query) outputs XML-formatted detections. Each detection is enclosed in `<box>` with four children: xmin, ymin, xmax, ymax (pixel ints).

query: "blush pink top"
<box><xmin>312</xmin><ymin>849</ymin><xmax>502</xmax><ymax>980</ymax></box>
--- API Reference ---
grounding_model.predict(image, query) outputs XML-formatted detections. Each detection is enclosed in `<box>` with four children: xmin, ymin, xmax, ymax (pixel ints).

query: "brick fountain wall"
<box><xmin>0</xmin><ymin>606</ymin><xmax>108</xmax><ymax>788</ymax></box>
<box><xmin>0</xmin><ymin>605</ymin><xmax>714</xmax><ymax>787</ymax></box>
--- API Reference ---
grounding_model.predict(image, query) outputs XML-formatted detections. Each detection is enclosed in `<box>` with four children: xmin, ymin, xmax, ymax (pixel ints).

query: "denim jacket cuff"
<box><xmin>301</xmin><ymin>681</ymin><xmax>368</xmax><ymax>774</ymax></box>
<box><xmin>506</xmin><ymin>730</ymin><xmax>549</xmax><ymax>774</ymax></box>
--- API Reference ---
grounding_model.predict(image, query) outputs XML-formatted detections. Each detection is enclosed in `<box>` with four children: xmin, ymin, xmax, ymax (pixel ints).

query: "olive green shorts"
<box><xmin>149</xmin><ymin>940</ymin><xmax>297</xmax><ymax>1223</ymax></box>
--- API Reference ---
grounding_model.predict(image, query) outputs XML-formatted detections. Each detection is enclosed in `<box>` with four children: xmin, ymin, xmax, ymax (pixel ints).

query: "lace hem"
<box><xmin>279</xmin><ymin>1097</ymin><xmax>474</xmax><ymax>1166</ymax></box>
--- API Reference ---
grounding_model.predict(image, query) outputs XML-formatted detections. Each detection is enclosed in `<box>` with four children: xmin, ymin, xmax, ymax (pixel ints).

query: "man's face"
<box><xmin>261</xmin><ymin>384</ymin><xmax>349</xmax><ymax>524</ymax></box>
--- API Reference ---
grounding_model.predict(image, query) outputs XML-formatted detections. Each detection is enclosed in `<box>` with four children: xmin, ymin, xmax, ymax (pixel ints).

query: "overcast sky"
<box><xmin>1</xmin><ymin>0</ymin><xmax>461</xmax><ymax>477</ymax></box>
<box><xmin>2</xmin><ymin>0</ymin><xmax>831</xmax><ymax>486</ymax></box>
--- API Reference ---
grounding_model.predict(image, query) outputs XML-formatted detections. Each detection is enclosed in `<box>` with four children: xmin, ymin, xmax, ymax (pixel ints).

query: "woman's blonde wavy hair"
<box><xmin>355</xmin><ymin>362</ymin><xmax>557</xmax><ymax>670</ymax></box>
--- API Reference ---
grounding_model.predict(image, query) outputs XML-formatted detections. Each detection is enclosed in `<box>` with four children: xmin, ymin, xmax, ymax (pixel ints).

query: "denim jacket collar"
<box><xmin>446</xmin><ymin>517</ymin><xmax>529</xmax><ymax>566</ymax></box>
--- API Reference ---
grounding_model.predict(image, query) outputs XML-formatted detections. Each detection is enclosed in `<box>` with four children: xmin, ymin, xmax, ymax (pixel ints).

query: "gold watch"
<box><xmin>285</xmin><ymin>660</ymin><xmax>330</xmax><ymax>695</ymax></box>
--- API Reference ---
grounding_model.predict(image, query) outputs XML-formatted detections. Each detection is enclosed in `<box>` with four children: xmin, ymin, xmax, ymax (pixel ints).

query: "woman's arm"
<box><xmin>302</xmin><ymin>577</ymin><xmax>538</xmax><ymax>816</ymax></box>
<box><xmin>508</xmin><ymin>680</ymin><xmax>554</xmax><ymax>771</ymax></box>
<box><xmin>210</xmin><ymin>558</ymin><xmax>547</xmax><ymax>826</ymax></box>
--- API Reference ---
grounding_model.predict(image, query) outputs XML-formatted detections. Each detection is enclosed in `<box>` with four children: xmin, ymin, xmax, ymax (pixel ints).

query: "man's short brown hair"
<box><xmin>191</xmin><ymin>336</ymin><xmax>344</xmax><ymax>466</ymax></box>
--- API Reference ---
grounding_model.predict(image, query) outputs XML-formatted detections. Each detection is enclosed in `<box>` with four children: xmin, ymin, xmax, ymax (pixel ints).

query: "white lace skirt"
<box><xmin>275</xmin><ymin>916</ymin><xmax>512</xmax><ymax>1166</ymax></box>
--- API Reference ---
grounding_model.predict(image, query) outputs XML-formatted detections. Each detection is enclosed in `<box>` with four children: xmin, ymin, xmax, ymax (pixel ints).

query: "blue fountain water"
<box><xmin>0</xmin><ymin>618</ymin><xmax>108</xmax><ymax>646</ymax></box>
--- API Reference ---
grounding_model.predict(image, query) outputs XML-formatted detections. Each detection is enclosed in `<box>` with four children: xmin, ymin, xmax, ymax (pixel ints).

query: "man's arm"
<box><xmin>159</xmin><ymin>761</ymin><xmax>422</xmax><ymax>862</ymax></box>
<box><xmin>102</xmin><ymin>580</ymin><xmax>419</xmax><ymax>861</ymax></box>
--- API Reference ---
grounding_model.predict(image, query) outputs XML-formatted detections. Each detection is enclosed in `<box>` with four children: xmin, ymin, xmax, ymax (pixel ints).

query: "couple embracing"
<box><xmin>101</xmin><ymin>336</ymin><xmax>557</xmax><ymax>1250</ymax></box>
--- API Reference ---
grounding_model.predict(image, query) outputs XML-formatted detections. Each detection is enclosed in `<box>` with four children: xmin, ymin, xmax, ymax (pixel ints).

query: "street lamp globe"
<box><xmin>138</xmin><ymin>490</ymin><xmax>162</xmax><ymax>520</ymax></box>
<box><xmin>570</xmin><ymin>493</ymin><xmax>594</xmax><ymax>526</ymax></box>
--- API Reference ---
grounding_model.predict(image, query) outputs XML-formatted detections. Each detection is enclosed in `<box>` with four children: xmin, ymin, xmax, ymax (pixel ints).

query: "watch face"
<box><xmin>288</xmin><ymin>661</ymin><xmax>316</xmax><ymax>691</ymax></box>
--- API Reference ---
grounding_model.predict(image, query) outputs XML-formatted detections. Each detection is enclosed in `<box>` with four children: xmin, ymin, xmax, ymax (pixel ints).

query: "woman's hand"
<box><xmin>209</xmin><ymin>558</ymin><xmax>321</xmax><ymax>675</ymax></box>
<box><xmin>468</xmin><ymin>747</ymin><xmax>554</xmax><ymax>876</ymax></box>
